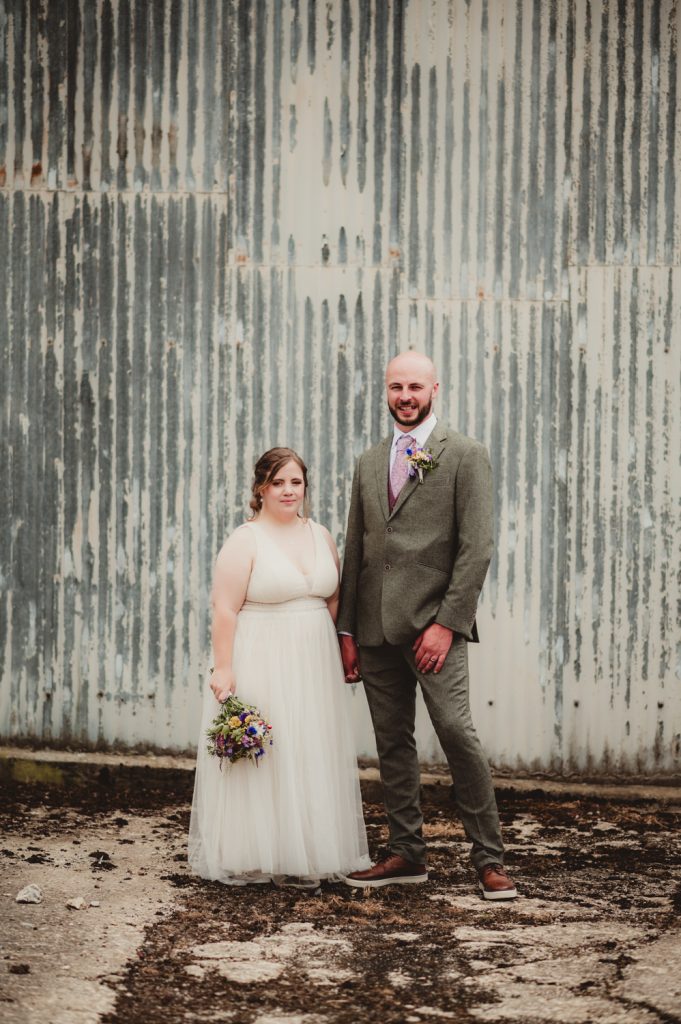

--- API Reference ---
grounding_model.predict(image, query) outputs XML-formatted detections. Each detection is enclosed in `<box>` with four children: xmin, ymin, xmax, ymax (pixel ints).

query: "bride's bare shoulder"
<box><xmin>215</xmin><ymin>523</ymin><xmax>256</xmax><ymax>567</ymax></box>
<box><xmin>233</xmin><ymin>521</ymin><xmax>256</xmax><ymax>535</ymax></box>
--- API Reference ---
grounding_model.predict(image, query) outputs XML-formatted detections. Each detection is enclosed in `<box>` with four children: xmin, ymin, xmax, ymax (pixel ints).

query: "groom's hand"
<box><xmin>413</xmin><ymin>624</ymin><xmax>454</xmax><ymax>674</ymax></box>
<box><xmin>339</xmin><ymin>635</ymin><xmax>362</xmax><ymax>683</ymax></box>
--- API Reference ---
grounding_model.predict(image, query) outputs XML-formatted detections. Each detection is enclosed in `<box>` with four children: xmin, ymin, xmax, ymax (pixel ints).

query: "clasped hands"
<box><xmin>339</xmin><ymin>623</ymin><xmax>454</xmax><ymax>682</ymax></box>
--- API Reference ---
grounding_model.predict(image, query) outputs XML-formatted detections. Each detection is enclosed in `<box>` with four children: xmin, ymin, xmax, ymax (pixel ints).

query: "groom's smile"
<box><xmin>388</xmin><ymin>390</ymin><xmax>436</xmax><ymax>428</ymax></box>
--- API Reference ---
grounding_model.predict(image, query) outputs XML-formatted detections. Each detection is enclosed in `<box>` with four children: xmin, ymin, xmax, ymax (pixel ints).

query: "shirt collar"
<box><xmin>391</xmin><ymin>412</ymin><xmax>438</xmax><ymax>451</ymax></box>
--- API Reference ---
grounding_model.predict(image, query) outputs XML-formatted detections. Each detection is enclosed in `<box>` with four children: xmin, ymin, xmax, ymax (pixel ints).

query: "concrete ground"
<box><xmin>1</xmin><ymin>748</ymin><xmax>680</xmax><ymax>1024</ymax></box>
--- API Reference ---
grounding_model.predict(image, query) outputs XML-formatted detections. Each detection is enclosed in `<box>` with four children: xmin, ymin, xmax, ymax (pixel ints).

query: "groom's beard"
<box><xmin>388</xmin><ymin>395</ymin><xmax>434</xmax><ymax>428</ymax></box>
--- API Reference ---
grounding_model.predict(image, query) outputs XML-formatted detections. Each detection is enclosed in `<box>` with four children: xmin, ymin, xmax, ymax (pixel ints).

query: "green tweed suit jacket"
<box><xmin>337</xmin><ymin>423</ymin><xmax>494</xmax><ymax>647</ymax></box>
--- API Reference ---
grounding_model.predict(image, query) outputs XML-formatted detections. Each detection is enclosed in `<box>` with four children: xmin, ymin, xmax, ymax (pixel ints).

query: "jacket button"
<box><xmin>386</xmin><ymin>526</ymin><xmax>393</xmax><ymax>533</ymax></box>
<box><xmin>384</xmin><ymin>563</ymin><xmax>391</xmax><ymax>571</ymax></box>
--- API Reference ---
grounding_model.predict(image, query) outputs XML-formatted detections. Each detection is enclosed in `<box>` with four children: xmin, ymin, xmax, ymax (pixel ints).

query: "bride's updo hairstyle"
<box><xmin>249</xmin><ymin>447</ymin><xmax>310</xmax><ymax>519</ymax></box>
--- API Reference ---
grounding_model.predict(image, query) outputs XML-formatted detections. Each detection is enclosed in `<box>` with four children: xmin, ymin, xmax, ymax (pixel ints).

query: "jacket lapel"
<box><xmin>374</xmin><ymin>437</ymin><xmax>392</xmax><ymax>521</ymax></box>
<box><xmin>388</xmin><ymin>423</ymin><xmax>449</xmax><ymax>519</ymax></box>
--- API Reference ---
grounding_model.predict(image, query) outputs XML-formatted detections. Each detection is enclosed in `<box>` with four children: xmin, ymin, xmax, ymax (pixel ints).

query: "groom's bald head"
<box><xmin>385</xmin><ymin>351</ymin><xmax>438</xmax><ymax>385</ymax></box>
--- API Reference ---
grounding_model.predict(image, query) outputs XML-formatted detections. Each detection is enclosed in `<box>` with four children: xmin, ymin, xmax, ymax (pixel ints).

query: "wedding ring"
<box><xmin>429</xmin><ymin>655</ymin><xmax>437</xmax><ymax>661</ymax></box>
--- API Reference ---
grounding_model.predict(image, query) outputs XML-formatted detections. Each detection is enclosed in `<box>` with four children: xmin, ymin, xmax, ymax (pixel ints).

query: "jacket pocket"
<box><xmin>416</xmin><ymin>560</ymin><xmax>450</xmax><ymax>576</ymax></box>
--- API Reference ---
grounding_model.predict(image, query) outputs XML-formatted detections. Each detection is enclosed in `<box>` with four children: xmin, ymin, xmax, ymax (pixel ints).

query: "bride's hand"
<box><xmin>339</xmin><ymin>635</ymin><xmax>361</xmax><ymax>683</ymax></box>
<box><xmin>210</xmin><ymin>668</ymin><xmax>236</xmax><ymax>702</ymax></box>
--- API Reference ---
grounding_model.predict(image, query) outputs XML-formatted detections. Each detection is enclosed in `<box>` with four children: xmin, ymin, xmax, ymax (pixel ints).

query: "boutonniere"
<box><xmin>405</xmin><ymin>446</ymin><xmax>439</xmax><ymax>483</ymax></box>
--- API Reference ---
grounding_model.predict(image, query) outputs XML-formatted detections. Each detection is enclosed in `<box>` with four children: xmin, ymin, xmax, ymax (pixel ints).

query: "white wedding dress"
<box><xmin>188</xmin><ymin>519</ymin><xmax>370</xmax><ymax>885</ymax></box>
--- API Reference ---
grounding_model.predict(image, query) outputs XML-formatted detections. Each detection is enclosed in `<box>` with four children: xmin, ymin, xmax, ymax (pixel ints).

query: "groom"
<box><xmin>337</xmin><ymin>351</ymin><xmax>516</xmax><ymax>900</ymax></box>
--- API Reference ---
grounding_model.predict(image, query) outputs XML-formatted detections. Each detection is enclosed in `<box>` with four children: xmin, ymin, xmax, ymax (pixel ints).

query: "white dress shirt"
<box><xmin>390</xmin><ymin>412</ymin><xmax>438</xmax><ymax>471</ymax></box>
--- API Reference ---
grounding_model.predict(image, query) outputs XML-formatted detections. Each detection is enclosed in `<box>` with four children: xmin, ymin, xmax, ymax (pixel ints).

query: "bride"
<box><xmin>188</xmin><ymin>447</ymin><xmax>370</xmax><ymax>887</ymax></box>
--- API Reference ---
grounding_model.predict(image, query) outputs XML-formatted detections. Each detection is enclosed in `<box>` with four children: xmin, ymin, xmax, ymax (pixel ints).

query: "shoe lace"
<box><xmin>483</xmin><ymin>863</ymin><xmax>509</xmax><ymax>879</ymax></box>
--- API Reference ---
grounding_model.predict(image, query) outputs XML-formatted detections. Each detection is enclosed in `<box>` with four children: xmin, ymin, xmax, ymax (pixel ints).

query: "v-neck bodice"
<box><xmin>240</xmin><ymin>519</ymin><xmax>339</xmax><ymax>606</ymax></box>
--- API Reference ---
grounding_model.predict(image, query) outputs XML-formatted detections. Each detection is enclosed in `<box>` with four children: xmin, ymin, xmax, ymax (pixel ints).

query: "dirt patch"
<box><xmin>2</xmin><ymin>783</ymin><xmax>680</xmax><ymax>1024</ymax></box>
<box><xmin>101</xmin><ymin>801</ymin><xmax>495</xmax><ymax>1024</ymax></box>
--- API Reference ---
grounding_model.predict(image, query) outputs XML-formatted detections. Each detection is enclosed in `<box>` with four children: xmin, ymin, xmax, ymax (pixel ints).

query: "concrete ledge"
<box><xmin>2</xmin><ymin>745</ymin><xmax>681</xmax><ymax>806</ymax></box>
<box><xmin>0</xmin><ymin>746</ymin><xmax>197</xmax><ymax>804</ymax></box>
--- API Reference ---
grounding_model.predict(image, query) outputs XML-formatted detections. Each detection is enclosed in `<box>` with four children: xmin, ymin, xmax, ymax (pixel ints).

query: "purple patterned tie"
<box><xmin>390</xmin><ymin>434</ymin><xmax>415</xmax><ymax>509</ymax></box>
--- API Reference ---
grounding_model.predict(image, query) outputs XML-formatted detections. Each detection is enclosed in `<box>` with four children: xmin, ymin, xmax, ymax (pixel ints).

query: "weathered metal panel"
<box><xmin>0</xmin><ymin>0</ymin><xmax>679</xmax><ymax>773</ymax></box>
<box><xmin>561</xmin><ymin>266</ymin><xmax>681</xmax><ymax>772</ymax></box>
<box><xmin>571</xmin><ymin>0</ymin><xmax>681</xmax><ymax>267</ymax></box>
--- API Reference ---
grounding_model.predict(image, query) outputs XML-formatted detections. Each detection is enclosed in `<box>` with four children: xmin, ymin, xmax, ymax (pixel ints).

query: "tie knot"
<box><xmin>397</xmin><ymin>434</ymin><xmax>414</xmax><ymax>454</ymax></box>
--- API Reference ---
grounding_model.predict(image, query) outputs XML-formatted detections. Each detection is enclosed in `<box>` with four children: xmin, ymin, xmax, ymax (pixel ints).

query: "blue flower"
<box><xmin>246</xmin><ymin>725</ymin><xmax>258</xmax><ymax>736</ymax></box>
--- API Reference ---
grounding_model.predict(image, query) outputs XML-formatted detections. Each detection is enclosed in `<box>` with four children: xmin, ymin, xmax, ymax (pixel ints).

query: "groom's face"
<box><xmin>386</xmin><ymin>363</ymin><xmax>439</xmax><ymax>429</ymax></box>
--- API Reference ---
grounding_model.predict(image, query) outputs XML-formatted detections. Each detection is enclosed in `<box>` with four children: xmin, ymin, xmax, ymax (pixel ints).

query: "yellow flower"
<box><xmin>244</xmin><ymin>715</ymin><xmax>253</xmax><ymax>724</ymax></box>
<box><xmin>228</xmin><ymin>716</ymin><xmax>241</xmax><ymax>728</ymax></box>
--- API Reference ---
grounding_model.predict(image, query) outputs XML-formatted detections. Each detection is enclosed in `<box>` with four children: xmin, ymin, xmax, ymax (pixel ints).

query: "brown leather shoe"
<box><xmin>478</xmin><ymin>863</ymin><xmax>518</xmax><ymax>900</ymax></box>
<box><xmin>342</xmin><ymin>854</ymin><xmax>428</xmax><ymax>889</ymax></box>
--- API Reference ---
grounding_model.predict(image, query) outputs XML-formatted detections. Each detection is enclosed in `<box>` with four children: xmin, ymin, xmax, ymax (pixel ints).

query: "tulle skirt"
<box><xmin>188</xmin><ymin>597</ymin><xmax>370</xmax><ymax>884</ymax></box>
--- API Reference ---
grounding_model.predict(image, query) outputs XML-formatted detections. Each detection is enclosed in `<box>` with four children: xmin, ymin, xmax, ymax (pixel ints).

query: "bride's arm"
<box><xmin>210</xmin><ymin>527</ymin><xmax>254</xmax><ymax>701</ymax></box>
<box><xmin>319</xmin><ymin>526</ymin><xmax>341</xmax><ymax>625</ymax></box>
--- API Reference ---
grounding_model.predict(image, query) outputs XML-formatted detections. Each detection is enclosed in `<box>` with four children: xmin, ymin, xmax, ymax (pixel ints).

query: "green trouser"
<box><xmin>359</xmin><ymin>635</ymin><xmax>505</xmax><ymax>871</ymax></box>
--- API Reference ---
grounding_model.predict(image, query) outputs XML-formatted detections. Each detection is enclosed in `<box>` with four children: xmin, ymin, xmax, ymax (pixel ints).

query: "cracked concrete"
<box><xmin>0</xmin><ymin>808</ymin><xmax>183</xmax><ymax>1024</ymax></box>
<box><xmin>1</xmin><ymin>763</ymin><xmax>679</xmax><ymax>1024</ymax></box>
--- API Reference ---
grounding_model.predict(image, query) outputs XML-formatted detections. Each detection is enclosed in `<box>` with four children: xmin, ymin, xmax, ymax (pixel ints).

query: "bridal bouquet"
<box><xmin>206</xmin><ymin>693</ymin><xmax>273</xmax><ymax>767</ymax></box>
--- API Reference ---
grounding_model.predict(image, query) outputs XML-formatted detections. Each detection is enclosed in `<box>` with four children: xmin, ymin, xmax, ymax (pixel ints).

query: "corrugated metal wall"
<box><xmin>1</xmin><ymin>0</ymin><xmax>679</xmax><ymax>773</ymax></box>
